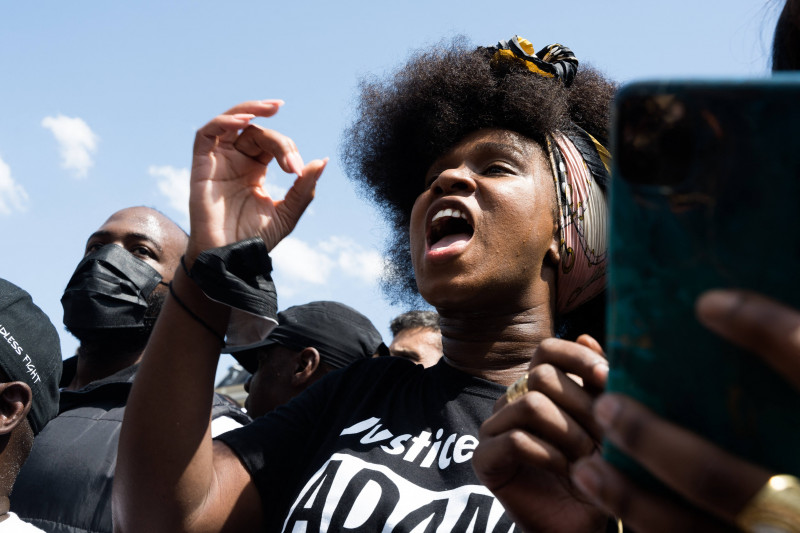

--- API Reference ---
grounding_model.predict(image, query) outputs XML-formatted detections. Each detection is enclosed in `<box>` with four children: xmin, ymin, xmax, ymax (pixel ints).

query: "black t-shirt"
<box><xmin>217</xmin><ymin>357</ymin><xmax>518</xmax><ymax>532</ymax></box>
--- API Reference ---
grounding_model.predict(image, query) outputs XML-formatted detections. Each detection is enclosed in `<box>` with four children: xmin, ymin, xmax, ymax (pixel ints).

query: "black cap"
<box><xmin>225</xmin><ymin>301</ymin><xmax>387</xmax><ymax>373</ymax></box>
<box><xmin>0</xmin><ymin>279</ymin><xmax>62</xmax><ymax>435</ymax></box>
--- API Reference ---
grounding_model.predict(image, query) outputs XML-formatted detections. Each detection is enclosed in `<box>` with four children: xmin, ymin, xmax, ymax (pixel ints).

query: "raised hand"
<box><xmin>187</xmin><ymin>100</ymin><xmax>327</xmax><ymax>261</ymax></box>
<box><xmin>472</xmin><ymin>335</ymin><xmax>612</xmax><ymax>532</ymax></box>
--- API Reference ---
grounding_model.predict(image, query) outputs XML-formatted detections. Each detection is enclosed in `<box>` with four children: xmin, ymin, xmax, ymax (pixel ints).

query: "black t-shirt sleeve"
<box><xmin>215</xmin><ymin>365</ymin><xmax>346</xmax><ymax>513</ymax></box>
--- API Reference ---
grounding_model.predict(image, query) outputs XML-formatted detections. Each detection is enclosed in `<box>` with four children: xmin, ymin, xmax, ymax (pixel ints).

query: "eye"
<box><xmin>482</xmin><ymin>163</ymin><xmax>513</xmax><ymax>176</ymax></box>
<box><xmin>130</xmin><ymin>245</ymin><xmax>156</xmax><ymax>259</ymax></box>
<box><xmin>85</xmin><ymin>242</ymin><xmax>104</xmax><ymax>256</ymax></box>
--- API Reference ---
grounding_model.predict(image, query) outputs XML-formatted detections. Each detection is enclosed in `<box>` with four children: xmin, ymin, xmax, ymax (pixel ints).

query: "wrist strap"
<box><xmin>188</xmin><ymin>237</ymin><xmax>278</xmax><ymax>321</ymax></box>
<box><xmin>183</xmin><ymin>238</ymin><xmax>279</xmax><ymax>349</ymax></box>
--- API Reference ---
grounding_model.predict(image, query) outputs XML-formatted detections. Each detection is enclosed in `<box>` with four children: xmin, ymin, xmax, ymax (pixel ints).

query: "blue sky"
<box><xmin>0</xmin><ymin>1</ymin><xmax>782</xmax><ymax>382</ymax></box>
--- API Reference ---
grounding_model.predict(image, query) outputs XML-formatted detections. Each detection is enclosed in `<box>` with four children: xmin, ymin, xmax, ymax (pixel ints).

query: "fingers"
<box><xmin>493</xmin><ymin>338</ymin><xmax>607</xmax><ymax>451</ymax></box>
<box><xmin>571</xmin><ymin>456</ymin><xmax>736</xmax><ymax>533</ymax></box>
<box><xmin>530</xmin><ymin>338</ymin><xmax>609</xmax><ymax>392</ymax></box>
<box><xmin>697</xmin><ymin>290</ymin><xmax>800</xmax><ymax>391</ymax></box>
<box><xmin>575</xmin><ymin>334</ymin><xmax>604</xmax><ymax>355</ymax></box>
<box><xmin>221</xmin><ymin>99</ymin><xmax>285</xmax><ymax>117</ymax></box>
<box><xmin>194</xmin><ymin>100</ymin><xmax>284</xmax><ymax>155</ymax></box>
<box><xmin>593</xmin><ymin>394</ymin><xmax>769</xmax><ymax>521</ymax></box>
<box><xmin>529</xmin><ymin>363</ymin><xmax>603</xmax><ymax>442</ymax></box>
<box><xmin>475</xmin><ymin>422</ymin><xmax>570</xmax><ymax>486</ymax></box>
<box><xmin>482</xmin><ymin>389</ymin><xmax>597</xmax><ymax>469</ymax></box>
<box><xmin>194</xmin><ymin>114</ymin><xmax>255</xmax><ymax>156</ymax></box>
<box><xmin>233</xmin><ymin>125</ymin><xmax>305</xmax><ymax>176</ymax></box>
<box><xmin>193</xmin><ymin>99</ymin><xmax>306</xmax><ymax>177</ymax></box>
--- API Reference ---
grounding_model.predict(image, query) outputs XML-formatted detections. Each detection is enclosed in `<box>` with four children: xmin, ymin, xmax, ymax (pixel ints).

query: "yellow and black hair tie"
<box><xmin>489</xmin><ymin>36</ymin><xmax>578</xmax><ymax>87</ymax></box>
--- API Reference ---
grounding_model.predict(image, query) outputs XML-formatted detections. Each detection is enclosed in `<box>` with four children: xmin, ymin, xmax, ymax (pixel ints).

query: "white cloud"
<box><xmin>0</xmin><ymin>156</ymin><xmax>28</xmax><ymax>215</ymax></box>
<box><xmin>149</xmin><ymin>165</ymin><xmax>190</xmax><ymax>220</ymax></box>
<box><xmin>319</xmin><ymin>236</ymin><xmax>383</xmax><ymax>285</ymax></box>
<box><xmin>41</xmin><ymin>115</ymin><xmax>98</xmax><ymax>178</ymax></box>
<box><xmin>271</xmin><ymin>235</ymin><xmax>383</xmax><ymax>295</ymax></box>
<box><xmin>271</xmin><ymin>237</ymin><xmax>335</xmax><ymax>285</ymax></box>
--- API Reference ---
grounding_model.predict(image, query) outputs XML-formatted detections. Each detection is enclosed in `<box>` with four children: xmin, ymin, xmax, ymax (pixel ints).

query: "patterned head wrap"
<box><xmin>489</xmin><ymin>36</ymin><xmax>610</xmax><ymax>314</ymax></box>
<box><xmin>548</xmin><ymin>130</ymin><xmax>610</xmax><ymax>313</ymax></box>
<box><xmin>490</xmin><ymin>36</ymin><xmax>579</xmax><ymax>87</ymax></box>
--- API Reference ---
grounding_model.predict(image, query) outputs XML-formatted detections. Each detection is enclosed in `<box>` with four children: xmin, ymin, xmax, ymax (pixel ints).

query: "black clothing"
<box><xmin>218</xmin><ymin>357</ymin><xmax>517</xmax><ymax>532</ymax></box>
<box><xmin>12</xmin><ymin>356</ymin><xmax>250</xmax><ymax>533</ymax></box>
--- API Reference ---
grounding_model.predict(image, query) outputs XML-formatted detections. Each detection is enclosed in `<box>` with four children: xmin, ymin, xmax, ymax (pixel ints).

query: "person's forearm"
<box><xmin>113</xmin><ymin>264</ymin><xmax>231</xmax><ymax>533</ymax></box>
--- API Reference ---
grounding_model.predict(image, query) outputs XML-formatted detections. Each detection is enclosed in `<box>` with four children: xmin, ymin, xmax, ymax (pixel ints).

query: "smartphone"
<box><xmin>605</xmin><ymin>76</ymin><xmax>800</xmax><ymax>488</ymax></box>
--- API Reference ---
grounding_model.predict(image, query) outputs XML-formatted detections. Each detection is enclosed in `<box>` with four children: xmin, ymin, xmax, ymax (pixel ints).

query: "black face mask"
<box><xmin>62</xmin><ymin>245</ymin><xmax>164</xmax><ymax>332</ymax></box>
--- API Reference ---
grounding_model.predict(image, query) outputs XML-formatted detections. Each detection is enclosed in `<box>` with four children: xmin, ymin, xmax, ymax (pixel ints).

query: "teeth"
<box><xmin>431</xmin><ymin>208</ymin><xmax>466</xmax><ymax>223</ymax></box>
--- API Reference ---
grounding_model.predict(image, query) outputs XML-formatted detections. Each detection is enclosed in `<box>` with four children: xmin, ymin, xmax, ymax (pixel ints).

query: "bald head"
<box><xmin>85</xmin><ymin>206</ymin><xmax>187</xmax><ymax>281</ymax></box>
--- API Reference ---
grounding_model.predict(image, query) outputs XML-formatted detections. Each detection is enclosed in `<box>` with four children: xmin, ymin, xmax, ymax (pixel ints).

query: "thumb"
<box><xmin>268</xmin><ymin>158</ymin><xmax>327</xmax><ymax>247</ymax></box>
<box><xmin>281</xmin><ymin>158</ymin><xmax>327</xmax><ymax>215</ymax></box>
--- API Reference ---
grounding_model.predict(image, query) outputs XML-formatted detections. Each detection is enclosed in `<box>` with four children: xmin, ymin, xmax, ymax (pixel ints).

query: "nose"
<box><xmin>244</xmin><ymin>375</ymin><xmax>252</xmax><ymax>393</ymax></box>
<box><xmin>430</xmin><ymin>166</ymin><xmax>476</xmax><ymax>196</ymax></box>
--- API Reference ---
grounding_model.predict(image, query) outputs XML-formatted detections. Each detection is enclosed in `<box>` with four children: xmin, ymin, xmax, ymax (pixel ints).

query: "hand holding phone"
<box><xmin>571</xmin><ymin>290</ymin><xmax>800</xmax><ymax>532</ymax></box>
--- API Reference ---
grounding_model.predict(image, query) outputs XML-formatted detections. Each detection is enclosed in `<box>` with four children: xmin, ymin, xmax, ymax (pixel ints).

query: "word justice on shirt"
<box><xmin>339</xmin><ymin>416</ymin><xmax>479</xmax><ymax>470</ymax></box>
<box><xmin>281</xmin><ymin>417</ymin><xmax>516</xmax><ymax>532</ymax></box>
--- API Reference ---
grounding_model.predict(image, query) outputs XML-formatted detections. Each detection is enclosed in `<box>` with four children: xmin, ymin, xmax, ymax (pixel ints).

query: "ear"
<box><xmin>292</xmin><ymin>348</ymin><xmax>321</xmax><ymax>386</ymax></box>
<box><xmin>546</xmin><ymin>221</ymin><xmax>562</xmax><ymax>266</ymax></box>
<box><xmin>0</xmin><ymin>382</ymin><xmax>32</xmax><ymax>436</ymax></box>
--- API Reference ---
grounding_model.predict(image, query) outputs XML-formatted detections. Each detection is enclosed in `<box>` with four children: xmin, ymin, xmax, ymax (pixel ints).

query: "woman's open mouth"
<box><xmin>427</xmin><ymin>208</ymin><xmax>474</xmax><ymax>252</ymax></box>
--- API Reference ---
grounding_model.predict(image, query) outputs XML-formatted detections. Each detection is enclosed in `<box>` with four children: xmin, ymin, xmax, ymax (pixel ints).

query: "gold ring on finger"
<box><xmin>505</xmin><ymin>375</ymin><xmax>529</xmax><ymax>403</ymax></box>
<box><xmin>735</xmin><ymin>474</ymin><xmax>800</xmax><ymax>532</ymax></box>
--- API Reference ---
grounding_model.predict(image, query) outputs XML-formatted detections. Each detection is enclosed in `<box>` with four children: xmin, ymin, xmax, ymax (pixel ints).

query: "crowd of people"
<box><xmin>0</xmin><ymin>1</ymin><xmax>798</xmax><ymax>532</ymax></box>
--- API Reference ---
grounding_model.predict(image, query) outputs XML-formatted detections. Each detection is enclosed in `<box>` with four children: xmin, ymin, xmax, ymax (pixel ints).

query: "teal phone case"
<box><xmin>606</xmin><ymin>76</ymin><xmax>800</xmax><ymax>488</ymax></box>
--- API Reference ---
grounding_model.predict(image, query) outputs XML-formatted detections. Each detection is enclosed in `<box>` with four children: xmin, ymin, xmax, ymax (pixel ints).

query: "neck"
<box><xmin>438</xmin><ymin>302</ymin><xmax>555</xmax><ymax>386</ymax></box>
<box><xmin>66</xmin><ymin>343</ymin><xmax>143</xmax><ymax>391</ymax></box>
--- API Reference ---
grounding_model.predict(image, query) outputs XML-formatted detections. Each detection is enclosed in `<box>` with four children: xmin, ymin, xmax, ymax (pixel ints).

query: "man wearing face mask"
<box><xmin>11</xmin><ymin>206</ymin><xmax>251</xmax><ymax>533</ymax></box>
